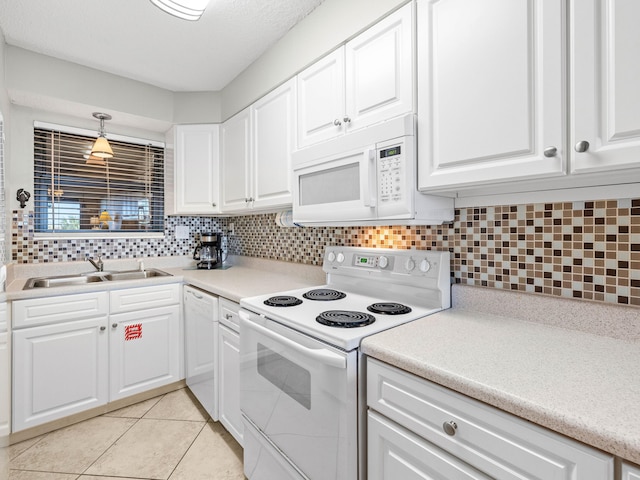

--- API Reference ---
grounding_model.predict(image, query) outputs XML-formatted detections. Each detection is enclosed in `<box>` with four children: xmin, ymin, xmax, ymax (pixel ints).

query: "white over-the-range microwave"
<box><xmin>292</xmin><ymin>114</ymin><xmax>454</xmax><ymax>226</ymax></box>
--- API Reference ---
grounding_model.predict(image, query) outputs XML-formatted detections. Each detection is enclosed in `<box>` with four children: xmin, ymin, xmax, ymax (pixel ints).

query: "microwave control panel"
<box><xmin>378</xmin><ymin>144</ymin><xmax>405</xmax><ymax>205</ymax></box>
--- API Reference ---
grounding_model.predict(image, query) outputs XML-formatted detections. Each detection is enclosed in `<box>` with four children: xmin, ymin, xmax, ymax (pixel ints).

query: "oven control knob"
<box><xmin>378</xmin><ymin>256</ymin><xmax>389</xmax><ymax>269</ymax></box>
<box><xmin>336</xmin><ymin>252</ymin><xmax>345</xmax><ymax>264</ymax></box>
<box><xmin>419</xmin><ymin>259</ymin><xmax>431</xmax><ymax>273</ymax></box>
<box><xmin>404</xmin><ymin>258</ymin><xmax>415</xmax><ymax>271</ymax></box>
<box><xmin>327</xmin><ymin>251</ymin><xmax>336</xmax><ymax>263</ymax></box>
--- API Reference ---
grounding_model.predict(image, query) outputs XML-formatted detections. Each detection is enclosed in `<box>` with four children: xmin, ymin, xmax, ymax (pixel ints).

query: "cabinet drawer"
<box><xmin>13</xmin><ymin>292</ymin><xmax>108</xmax><ymax>328</ymax></box>
<box><xmin>219</xmin><ymin>297</ymin><xmax>240</xmax><ymax>332</ymax></box>
<box><xmin>367</xmin><ymin>358</ymin><xmax>613</xmax><ymax>480</ymax></box>
<box><xmin>110</xmin><ymin>283</ymin><xmax>180</xmax><ymax>313</ymax></box>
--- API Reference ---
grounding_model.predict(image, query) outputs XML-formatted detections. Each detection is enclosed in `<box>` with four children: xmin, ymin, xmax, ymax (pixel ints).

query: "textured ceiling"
<box><xmin>0</xmin><ymin>0</ymin><xmax>325</xmax><ymax>92</ymax></box>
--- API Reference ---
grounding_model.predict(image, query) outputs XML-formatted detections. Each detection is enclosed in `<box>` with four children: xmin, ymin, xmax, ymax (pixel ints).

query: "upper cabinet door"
<box><xmin>221</xmin><ymin>108</ymin><xmax>252</xmax><ymax>212</ymax></box>
<box><xmin>251</xmin><ymin>79</ymin><xmax>297</xmax><ymax>210</ymax></box>
<box><xmin>417</xmin><ymin>0</ymin><xmax>565</xmax><ymax>191</ymax></box>
<box><xmin>345</xmin><ymin>3</ymin><xmax>413</xmax><ymax>133</ymax></box>
<box><xmin>297</xmin><ymin>48</ymin><xmax>345</xmax><ymax>149</ymax></box>
<box><xmin>571</xmin><ymin>0</ymin><xmax>640</xmax><ymax>174</ymax></box>
<box><xmin>174</xmin><ymin>125</ymin><xmax>220</xmax><ymax>214</ymax></box>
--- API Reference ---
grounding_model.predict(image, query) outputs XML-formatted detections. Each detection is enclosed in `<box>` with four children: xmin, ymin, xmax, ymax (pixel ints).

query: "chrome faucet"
<box><xmin>87</xmin><ymin>255</ymin><xmax>104</xmax><ymax>272</ymax></box>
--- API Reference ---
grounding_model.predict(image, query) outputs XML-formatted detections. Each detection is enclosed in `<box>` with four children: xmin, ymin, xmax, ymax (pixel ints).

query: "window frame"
<box><xmin>33</xmin><ymin>121</ymin><xmax>166</xmax><ymax>239</ymax></box>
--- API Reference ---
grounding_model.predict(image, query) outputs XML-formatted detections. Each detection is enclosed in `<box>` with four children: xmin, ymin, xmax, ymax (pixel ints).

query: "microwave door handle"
<box><xmin>240</xmin><ymin>311</ymin><xmax>346</xmax><ymax>369</ymax></box>
<box><xmin>363</xmin><ymin>148</ymin><xmax>377</xmax><ymax>208</ymax></box>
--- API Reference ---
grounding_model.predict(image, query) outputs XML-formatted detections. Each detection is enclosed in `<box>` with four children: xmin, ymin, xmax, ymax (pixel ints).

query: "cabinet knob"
<box><xmin>333</xmin><ymin>119</ymin><xmax>342</xmax><ymax>127</ymax></box>
<box><xmin>100</xmin><ymin>326</ymin><xmax>106</xmax><ymax>331</ymax></box>
<box><xmin>575</xmin><ymin>140</ymin><xmax>590</xmax><ymax>153</ymax></box>
<box><xmin>543</xmin><ymin>146</ymin><xmax>557</xmax><ymax>157</ymax></box>
<box><xmin>212</xmin><ymin>203</ymin><xmax>217</xmax><ymax>207</ymax></box>
<box><xmin>225</xmin><ymin>314</ymin><xmax>232</xmax><ymax>320</ymax></box>
<box><xmin>112</xmin><ymin>323</ymin><xmax>118</xmax><ymax>329</ymax></box>
<box><xmin>343</xmin><ymin>116</ymin><xmax>351</xmax><ymax>124</ymax></box>
<box><xmin>442</xmin><ymin>420</ymin><xmax>458</xmax><ymax>436</ymax></box>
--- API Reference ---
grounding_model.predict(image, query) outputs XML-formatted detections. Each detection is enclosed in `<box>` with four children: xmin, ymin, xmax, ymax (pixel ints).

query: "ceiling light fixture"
<box><xmin>90</xmin><ymin>112</ymin><xmax>114</xmax><ymax>159</ymax></box>
<box><xmin>150</xmin><ymin>0</ymin><xmax>210</xmax><ymax>21</ymax></box>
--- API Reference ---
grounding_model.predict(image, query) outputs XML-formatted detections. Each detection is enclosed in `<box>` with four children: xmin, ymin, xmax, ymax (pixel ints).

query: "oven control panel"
<box><xmin>324</xmin><ymin>246</ymin><xmax>449</xmax><ymax>280</ymax></box>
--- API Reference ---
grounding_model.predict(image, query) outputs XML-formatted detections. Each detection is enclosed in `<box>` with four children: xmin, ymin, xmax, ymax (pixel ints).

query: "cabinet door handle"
<box><xmin>212</xmin><ymin>202</ymin><xmax>217</xmax><ymax>207</ymax></box>
<box><xmin>575</xmin><ymin>140</ymin><xmax>590</xmax><ymax>153</ymax></box>
<box><xmin>442</xmin><ymin>420</ymin><xmax>458</xmax><ymax>436</ymax></box>
<box><xmin>112</xmin><ymin>323</ymin><xmax>118</xmax><ymax>329</ymax></box>
<box><xmin>333</xmin><ymin>118</ymin><xmax>342</xmax><ymax>126</ymax></box>
<box><xmin>100</xmin><ymin>326</ymin><xmax>106</xmax><ymax>331</ymax></box>
<box><xmin>543</xmin><ymin>146</ymin><xmax>557</xmax><ymax>157</ymax></box>
<box><xmin>343</xmin><ymin>116</ymin><xmax>351</xmax><ymax>124</ymax></box>
<box><xmin>225</xmin><ymin>314</ymin><xmax>233</xmax><ymax>320</ymax></box>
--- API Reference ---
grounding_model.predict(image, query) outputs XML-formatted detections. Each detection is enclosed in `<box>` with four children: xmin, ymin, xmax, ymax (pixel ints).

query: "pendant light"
<box><xmin>90</xmin><ymin>112</ymin><xmax>114</xmax><ymax>159</ymax></box>
<box><xmin>150</xmin><ymin>0</ymin><xmax>210</xmax><ymax>21</ymax></box>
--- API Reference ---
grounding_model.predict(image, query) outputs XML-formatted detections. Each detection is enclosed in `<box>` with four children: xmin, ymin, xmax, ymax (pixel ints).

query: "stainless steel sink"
<box><xmin>24</xmin><ymin>274</ymin><xmax>106</xmax><ymax>289</ymax></box>
<box><xmin>23</xmin><ymin>269</ymin><xmax>171</xmax><ymax>289</ymax></box>
<box><xmin>103</xmin><ymin>269</ymin><xmax>170</xmax><ymax>281</ymax></box>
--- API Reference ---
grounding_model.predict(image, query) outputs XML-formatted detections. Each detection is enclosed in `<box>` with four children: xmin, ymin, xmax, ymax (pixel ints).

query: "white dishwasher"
<box><xmin>184</xmin><ymin>285</ymin><xmax>219</xmax><ymax>420</ymax></box>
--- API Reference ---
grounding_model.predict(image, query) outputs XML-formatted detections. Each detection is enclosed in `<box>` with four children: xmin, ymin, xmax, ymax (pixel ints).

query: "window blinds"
<box><xmin>33</xmin><ymin>127</ymin><xmax>165</xmax><ymax>233</ymax></box>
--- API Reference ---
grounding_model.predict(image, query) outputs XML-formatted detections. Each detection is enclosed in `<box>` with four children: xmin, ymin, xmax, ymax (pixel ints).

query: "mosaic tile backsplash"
<box><xmin>11</xmin><ymin>196</ymin><xmax>640</xmax><ymax>306</ymax></box>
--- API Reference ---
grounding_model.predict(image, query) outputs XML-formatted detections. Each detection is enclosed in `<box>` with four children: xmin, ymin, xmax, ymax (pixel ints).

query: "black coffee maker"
<box><xmin>193</xmin><ymin>232</ymin><xmax>224</xmax><ymax>269</ymax></box>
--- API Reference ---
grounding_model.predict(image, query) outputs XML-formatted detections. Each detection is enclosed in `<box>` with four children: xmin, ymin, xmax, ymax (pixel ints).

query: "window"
<box><xmin>34</xmin><ymin>125</ymin><xmax>164</xmax><ymax>233</ymax></box>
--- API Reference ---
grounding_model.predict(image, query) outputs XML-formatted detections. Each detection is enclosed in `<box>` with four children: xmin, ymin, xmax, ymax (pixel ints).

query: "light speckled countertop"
<box><xmin>361</xmin><ymin>284</ymin><xmax>640</xmax><ymax>465</ymax></box>
<box><xmin>4</xmin><ymin>255</ymin><xmax>325</xmax><ymax>303</ymax></box>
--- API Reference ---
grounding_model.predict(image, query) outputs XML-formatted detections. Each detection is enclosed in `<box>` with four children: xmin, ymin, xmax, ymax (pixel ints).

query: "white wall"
<box><xmin>220</xmin><ymin>0</ymin><xmax>408</xmax><ymax>119</ymax></box>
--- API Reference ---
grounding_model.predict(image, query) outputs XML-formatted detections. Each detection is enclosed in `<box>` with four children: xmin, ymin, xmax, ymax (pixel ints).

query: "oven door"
<box><xmin>239</xmin><ymin>309</ymin><xmax>358</xmax><ymax>480</ymax></box>
<box><xmin>293</xmin><ymin>145</ymin><xmax>377</xmax><ymax>224</ymax></box>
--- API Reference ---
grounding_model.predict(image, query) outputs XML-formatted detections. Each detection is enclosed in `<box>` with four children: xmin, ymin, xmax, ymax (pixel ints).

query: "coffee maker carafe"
<box><xmin>193</xmin><ymin>232</ymin><xmax>224</xmax><ymax>269</ymax></box>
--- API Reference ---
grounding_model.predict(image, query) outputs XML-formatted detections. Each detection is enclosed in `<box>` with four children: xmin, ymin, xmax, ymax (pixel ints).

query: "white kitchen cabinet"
<box><xmin>297</xmin><ymin>3</ymin><xmax>413</xmax><ymax>149</ymax></box>
<box><xmin>368</xmin><ymin>410</ymin><xmax>491</xmax><ymax>480</ymax></box>
<box><xmin>251</xmin><ymin>79</ymin><xmax>296</xmax><ymax>210</ymax></box>
<box><xmin>367</xmin><ymin>358</ymin><xmax>614</xmax><ymax>480</ymax></box>
<box><xmin>12</xmin><ymin>293</ymin><xmax>109</xmax><ymax>432</ymax></box>
<box><xmin>0</xmin><ymin>303</ymin><xmax>10</xmax><ymax>441</ymax></box>
<box><xmin>109</xmin><ymin>285</ymin><xmax>182</xmax><ymax>401</ymax></box>
<box><xmin>417</xmin><ymin>0</ymin><xmax>565</xmax><ymax>191</ymax></box>
<box><xmin>218</xmin><ymin>298</ymin><xmax>243</xmax><ymax>446</ymax></box>
<box><xmin>570</xmin><ymin>0</ymin><xmax>640</xmax><ymax>175</ymax></box>
<box><xmin>622</xmin><ymin>462</ymin><xmax>640</xmax><ymax>480</ymax></box>
<box><xmin>174</xmin><ymin>124</ymin><xmax>221</xmax><ymax>214</ymax></box>
<box><xmin>221</xmin><ymin>107</ymin><xmax>252</xmax><ymax>212</ymax></box>
<box><xmin>222</xmin><ymin>79</ymin><xmax>297</xmax><ymax>213</ymax></box>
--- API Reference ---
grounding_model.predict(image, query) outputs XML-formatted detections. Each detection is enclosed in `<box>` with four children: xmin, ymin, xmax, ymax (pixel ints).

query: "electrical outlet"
<box><xmin>228</xmin><ymin>222</ymin><xmax>235</xmax><ymax>235</ymax></box>
<box><xmin>175</xmin><ymin>225</ymin><xmax>189</xmax><ymax>240</ymax></box>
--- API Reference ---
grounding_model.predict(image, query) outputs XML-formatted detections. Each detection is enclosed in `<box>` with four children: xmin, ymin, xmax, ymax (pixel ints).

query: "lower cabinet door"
<box><xmin>218</xmin><ymin>322</ymin><xmax>243</xmax><ymax>446</ymax></box>
<box><xmin>368</xmin><ymin>410</ymin><xmax>491</xmax><ymax>480</ymax></box>
<box><xmin>12</xmin><ymin>317</ymin><xmax>109</xmax><ymax>431</ymax></box>
<box><xmin>0</xmin><ymin>331</ymin><xmax>11</xmax><ymax>441</ymax></box>
<box><xmin>623</xmin><ymin>462</ymin><xmax>640</xmax><ymax>480</ymax></box>
<box><xmin>109</xmin><ymin>305</ymin><xmax>180</xmax><ymax>401</ymax></box>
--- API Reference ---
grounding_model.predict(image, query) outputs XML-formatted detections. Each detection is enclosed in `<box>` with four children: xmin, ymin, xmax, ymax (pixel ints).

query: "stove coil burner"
<box><xmin>367</xmin><ymin>303</ymin><xmax>412</xmax><ymax>315</ymax></box>
<box><xmin>316</xmin><ymin>310</ymin><xmax>376</xmax><ymax>328</ymax></box>
<box><xmin>264</xmin><ymin>296</ymin><xmax>303</xmax><ymax>307</ymax></box>
<box><xmin>303</xmin><ymin>289</ymin><xmax>347</xmax><ymax>301</ymax></box>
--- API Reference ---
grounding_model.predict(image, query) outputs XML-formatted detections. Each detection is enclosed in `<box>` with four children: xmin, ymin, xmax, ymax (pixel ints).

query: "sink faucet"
<box><xmin>87</xmin><ymin>255</ymin><xmax>104</xmax><ymax>272</ymax></box>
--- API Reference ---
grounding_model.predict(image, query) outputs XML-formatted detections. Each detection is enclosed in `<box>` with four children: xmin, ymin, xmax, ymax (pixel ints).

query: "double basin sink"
<box><xmin>24</xmin><ymin>269</ymin><xmax>171</xmax><ymax>289</ymax></box>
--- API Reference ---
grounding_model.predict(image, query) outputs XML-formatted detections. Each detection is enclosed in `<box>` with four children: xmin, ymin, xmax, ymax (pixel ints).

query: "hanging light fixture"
<box><xmin>90</xmin><ymin>112</ymin><xmax>114</xmax><ymax>159</ymax></box>
<box><xmin>150</xmin><ymin>0</ymin><xmax>210</xmax><ymax>21</ymax></box>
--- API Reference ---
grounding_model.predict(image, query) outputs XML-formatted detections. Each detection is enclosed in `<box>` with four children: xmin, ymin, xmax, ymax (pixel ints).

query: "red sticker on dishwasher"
<box><xmin>125</xmin><ymin>323</ymin><xmax>142</xmax><ymax>341</ymax></box>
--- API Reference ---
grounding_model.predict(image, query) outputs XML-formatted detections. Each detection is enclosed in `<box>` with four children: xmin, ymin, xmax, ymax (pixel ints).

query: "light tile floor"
<box><xmin>5</xmin><ymin>388</ymin><xmax>245</xmax><ymax>480</ymax></box>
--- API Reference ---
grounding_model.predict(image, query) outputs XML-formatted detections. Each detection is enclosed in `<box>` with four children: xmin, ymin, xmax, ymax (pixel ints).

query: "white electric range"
<box><xmin>239</xmin><ymin>246</ymin><xmax>451</xmax><ymax>480</ymax></box>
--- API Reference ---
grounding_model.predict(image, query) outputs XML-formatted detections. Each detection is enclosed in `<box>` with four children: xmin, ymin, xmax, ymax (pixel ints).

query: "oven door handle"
<box><xmin>240</xmin><ymin>311</ymin><xmax>347</xmax><ymax>369</ymax></box>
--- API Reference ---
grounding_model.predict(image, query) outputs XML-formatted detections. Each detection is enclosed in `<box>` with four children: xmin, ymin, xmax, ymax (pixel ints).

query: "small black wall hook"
<box><xmin>16</xmin><ymin>189</ymin><xmax>31</xmax><ymax>208</ymax></box>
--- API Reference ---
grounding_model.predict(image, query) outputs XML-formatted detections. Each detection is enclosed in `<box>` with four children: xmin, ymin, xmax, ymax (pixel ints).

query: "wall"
<box><xmin>11</xmin><ymin>195</ymin><xmax>640</xmax><ymax>307</ymax></box>
<box><xmin>220</xmin><ymin>0</ymin><xmax>407</xmax><ymax>118</ymax></box>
